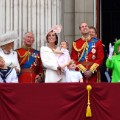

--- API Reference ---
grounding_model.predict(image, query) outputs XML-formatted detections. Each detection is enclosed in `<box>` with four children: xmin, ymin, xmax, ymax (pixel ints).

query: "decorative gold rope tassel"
<box><xmin>86</xmin><ymin>85</ymin><xmax>92</xmax><ymax>117</ymax></box>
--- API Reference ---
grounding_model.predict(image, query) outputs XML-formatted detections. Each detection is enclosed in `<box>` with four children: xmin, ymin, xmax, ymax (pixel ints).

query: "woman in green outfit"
<box><xmin>106</xmin><ymin>40</ymin><xmax>120</xmax><ymax>82</ymax></box>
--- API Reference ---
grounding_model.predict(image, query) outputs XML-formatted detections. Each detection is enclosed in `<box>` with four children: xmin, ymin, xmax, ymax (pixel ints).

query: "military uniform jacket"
<box><xmin>71</xmin><ymin>37</ymin><xmax>104</xmax><ymax>82</ymax></box>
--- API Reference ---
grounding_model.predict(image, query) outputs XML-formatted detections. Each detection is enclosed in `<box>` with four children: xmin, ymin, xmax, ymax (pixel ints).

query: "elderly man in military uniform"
<box><xmin>16</xmin><ymin>32</ymin><xmax>44</xmax><ymax>83</ymax></box>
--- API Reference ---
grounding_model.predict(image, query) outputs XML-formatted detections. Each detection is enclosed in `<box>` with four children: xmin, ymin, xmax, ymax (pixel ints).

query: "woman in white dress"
<box><xmin>40</xmin><ymin>25</ymin><xmax>66</xmax><ymax>83</ymax></box>
<box><xmin>0</xmin><ymin>31</ymin><xmax>20</xmax><ymax>75</ymax></box>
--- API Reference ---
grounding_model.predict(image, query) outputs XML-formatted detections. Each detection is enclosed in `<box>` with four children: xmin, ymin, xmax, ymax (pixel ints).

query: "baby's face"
<box><xmin>0</xmin><ymin>57</ymin><xmax>5</xmax><ymax>68</ymax></box>
<box><xmin>68</xmin><ymin>62</ymin><xmax>76</xmax><ymax>70</ymax></box>
<box><xmin>60</xmin><ymin>42</ymin><xmax>68</xmax><ymax>49</ymax></box>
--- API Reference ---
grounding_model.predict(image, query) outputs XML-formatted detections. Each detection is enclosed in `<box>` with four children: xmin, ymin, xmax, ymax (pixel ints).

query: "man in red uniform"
<box><xmin>89</xmin><ymin>26</ymin><xmax>108</xmax><ymax>82</ymax></box>
<box><xmin>71</xmin><ymin>22</ymin><xmax>104</xmax><ymax>82</ymax></box>
<box><xmin>16</xmin><ymin>32</ymin><xmax>44</xmax><ymax>83</ymax></box>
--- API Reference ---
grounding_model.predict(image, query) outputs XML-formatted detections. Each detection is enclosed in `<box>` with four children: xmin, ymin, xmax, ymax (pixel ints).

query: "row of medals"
<box><xmin>28</xmin><ymin>52</ymin><xmax>40</xmax><ymax>66</ymax></box>
<box><xmin>85</xmin><ymin>43</ymin><xmax>96</xmax><ymax>62</ymax></box>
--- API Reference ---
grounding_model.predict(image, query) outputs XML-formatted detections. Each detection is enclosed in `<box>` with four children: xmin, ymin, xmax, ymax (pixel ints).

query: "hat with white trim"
<box><xmin>43</xmin><ymin>24</ymin><xmax>62</xmax><ymax>42</ymax></box>
<box><xmin>0</xmin><ymin>31</ymin><xmax>18</xmax><ymax>46</ymax></box>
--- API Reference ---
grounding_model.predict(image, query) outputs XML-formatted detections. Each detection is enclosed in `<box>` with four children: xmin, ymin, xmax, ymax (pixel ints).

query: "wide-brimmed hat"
<box><xmin>0</xmin><ymin>31</ymin><xmax>18</xmax><ymax>46</ymax></box>
<box><xmin>43</xmin><ymin>24</ymin><xmax>62</xmax><ymax>42</ymax></box>
<box><xmin>114</xmin><ymin>39</ymin><xmax>120</xmax><ymax>54</ymax></box>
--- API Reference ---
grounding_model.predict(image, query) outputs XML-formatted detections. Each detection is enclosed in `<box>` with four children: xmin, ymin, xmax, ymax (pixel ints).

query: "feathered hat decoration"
<box><xmin>0</xmin><ymin>31</ymin><xmax>18</xmax><ymax>46</ymax></box>
<box><xmin>43</xmin><ymin>24</ymin><xmax>62</xmax><ymax>42</ymax></box>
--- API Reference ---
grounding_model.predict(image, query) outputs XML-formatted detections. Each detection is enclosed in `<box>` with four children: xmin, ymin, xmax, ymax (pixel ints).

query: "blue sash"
<box><xmin>22</xmin><ymin>50</ymin><xmax>39</xmax><ymax>68</ymax></box>
<box><xmin>79</xmin><ymin>38</ymin><xmax>98</xmax><ymax>62</ymax></box>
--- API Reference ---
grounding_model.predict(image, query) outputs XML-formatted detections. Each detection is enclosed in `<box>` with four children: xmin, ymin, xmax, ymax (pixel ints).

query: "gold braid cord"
<box><xmin>73</xmin><ymin>42</ymin><xmax>85</xmax><ymax>52</ymax></box>
<box><xmin>17</xmin><ymin>51</ymin><xmax>31</xmax><ymax>65</ymax></box>
<box><xmin>89</xmin><ymin>63</ymin><xmax>99</xmax><ymax>73</ymax></box>
<box><xmin>73</xmin><ymin>41</ymin><xmax>88</xmax><ymax>61</ymax></box>
<box><xmin>86</xmin><ymin>85</ymin><xmax>92</xmax><ymax>117</ymax></box>
<box><xmin>77</xmin><ymin>64</ymin><xmax>87</xmax><ymax>73</ymax></box>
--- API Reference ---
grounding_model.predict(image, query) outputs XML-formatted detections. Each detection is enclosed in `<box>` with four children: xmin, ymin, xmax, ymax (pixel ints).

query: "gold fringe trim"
<box><xmin>89</xmin><ymin>63</ymin><xmax>99</xmax><ymax>73</ymax></box>
<box><xmin>81</xmin><ymin>36</ymin><xmax>91</xmax><ymax>41</ymax></box>
<box><xmin>17</xmin><ymin>51</ymin><xmax>31</xmax><ymax>65</ymax></box>
<box><xmin>73</xmin><ymin>42</ymin><xmax>85</xmax><ymax>52</ymax></box>
<box><xmin>86</xmin><ymin>85</ymin><xmax>92</xmax><ymax>117</ymax></box>
<box><xmin>77</xmin><ymin>64</ymin><xmax>87</xmax><ymax>73</ymax></box>
<box><xmin>73</xmin><ymin>41</ymin><xmax>89</xmax><ymax>61</ymax></box>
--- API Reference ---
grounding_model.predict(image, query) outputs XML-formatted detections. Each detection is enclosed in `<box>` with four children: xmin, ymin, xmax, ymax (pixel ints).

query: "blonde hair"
<box><xmin>89</xmin><ymin>26</ymin><xmax>97</xmax><ymax>34</ymax></box>
<box><xmin>60</xmin><ymin>41</ymin><xmax>69</xmax><ymax>49</ymax></box>
<box><xmin>67</xmin><ymin>59</ymin><xmax>76</xmax><ymax>67</ymax></box>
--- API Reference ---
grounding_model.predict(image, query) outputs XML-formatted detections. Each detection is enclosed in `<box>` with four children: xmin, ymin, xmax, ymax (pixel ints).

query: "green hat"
<box><xmin>114</xmin><ymin>39</ymin><xmax>120</xmax><ymax>54</ymax></box>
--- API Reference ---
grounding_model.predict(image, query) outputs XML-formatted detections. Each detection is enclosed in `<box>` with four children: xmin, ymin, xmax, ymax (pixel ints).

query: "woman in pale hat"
<box><xmin>40</xmin><ymin>25</ymin><xmax>66</xmax><ymax>83</ymax></box>
<box><xmin>0</xmin><ymin>31</ymin><xmax>20</xmax><ymax>74</ymax></box>
<box><xmin>106</xmin><ymin>40</ymin><xmax>120</xmax><ymax>82</ymax></box>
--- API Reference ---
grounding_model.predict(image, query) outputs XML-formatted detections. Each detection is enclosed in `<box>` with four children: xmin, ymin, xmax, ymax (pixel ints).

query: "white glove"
<box><xmin>108</xmin><ymin>43</ymin><xmax>114</xmax><ymax>59</ymax></box>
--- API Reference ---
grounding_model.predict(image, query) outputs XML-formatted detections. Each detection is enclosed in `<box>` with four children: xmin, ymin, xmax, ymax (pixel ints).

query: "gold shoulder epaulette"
<box><xmin>73</xmin><ymin>41</ymin><xmax>86</xmax><ymax>52</ymax></box>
